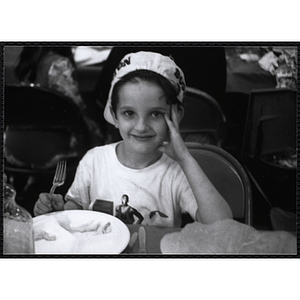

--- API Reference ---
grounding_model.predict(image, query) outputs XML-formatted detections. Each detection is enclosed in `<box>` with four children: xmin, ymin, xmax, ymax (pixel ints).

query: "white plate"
<box><xmin>33</xmin><ymin>210</ymin><xmax>130</xmax><ymax>254</ymax></box>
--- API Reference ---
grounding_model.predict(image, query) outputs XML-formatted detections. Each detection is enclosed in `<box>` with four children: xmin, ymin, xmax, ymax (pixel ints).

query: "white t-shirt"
<box><xmin>65</xmin><ymin>142</ymin><xmax>198</xmax><ymax>227</ymax></box>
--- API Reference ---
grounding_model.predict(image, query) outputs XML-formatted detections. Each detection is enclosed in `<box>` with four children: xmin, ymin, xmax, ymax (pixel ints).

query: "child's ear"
<box><xmin>110</xmin><ymin>106</ymin><xmax>119</xmax><ymax>128</ymax></box>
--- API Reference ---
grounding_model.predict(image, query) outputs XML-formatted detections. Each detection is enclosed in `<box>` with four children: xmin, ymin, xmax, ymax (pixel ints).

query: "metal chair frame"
<box><xmin>186</xmin><ymin>142</ymin><xmax>252</xmax><ymax>225</ymax></box>
<box><xmin>180</xmin><ymin>87</ymin><xmax>227</xmax><ymax>146</ymax></box>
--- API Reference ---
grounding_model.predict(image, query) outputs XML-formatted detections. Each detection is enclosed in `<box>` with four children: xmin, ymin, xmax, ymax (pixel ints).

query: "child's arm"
<box><xmin>159</xmin><ymin>106</ymin><xmax>233</xmax><ymax>224</ymax></box>
<box><xmin>64</xmin><ymin>199</ymin><xmax>83</xmax><ymax>210</ymax></box>
<box><xmin>33</xmin><ymin>193</ymin><xmax>83</xmax><ymax>216</ymax></box>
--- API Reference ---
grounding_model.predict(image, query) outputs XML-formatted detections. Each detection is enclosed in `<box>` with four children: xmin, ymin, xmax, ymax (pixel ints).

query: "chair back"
<box><xmin>180</xmin><ymin>87</ymin><xmax>227</xmax><ymax>146</ymax></box>
<box><xmin>240</xmin><ymin>89</ymin><xmax>296</xmax><ymax>219</ymax></box>
<box><xmin>4</xmin><ymin>84</ymin><xmax>89</xmax><ymax>172</ymax></box>
<box><xmin>186</xmin><ymin>142</ymin><xmax>252</xmax><ymax>225</ymax></box>
<box><xmin>242</xmin><ymin>88</ymin><xmax>296</xmax><ymax>161</ymax></box>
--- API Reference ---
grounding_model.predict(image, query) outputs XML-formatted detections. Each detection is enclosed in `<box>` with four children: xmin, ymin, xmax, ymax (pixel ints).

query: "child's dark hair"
<box><xmin>111</xmin><ymin>70</ymin><xmax>183</xmax><ymax>116</ymax></box>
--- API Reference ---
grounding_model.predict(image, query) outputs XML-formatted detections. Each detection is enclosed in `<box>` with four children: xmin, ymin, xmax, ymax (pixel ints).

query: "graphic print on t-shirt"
<box><xmin>114</xmin><ymin>194</ymin><xmax>168</xmax><ymax>225</ymax></box>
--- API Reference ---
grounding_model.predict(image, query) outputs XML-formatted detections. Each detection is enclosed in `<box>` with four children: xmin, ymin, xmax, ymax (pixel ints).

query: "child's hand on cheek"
<box><xmin>158</xmin><ymin>105</ymin><xmax>190</xmax><ymax>163</ymax></box>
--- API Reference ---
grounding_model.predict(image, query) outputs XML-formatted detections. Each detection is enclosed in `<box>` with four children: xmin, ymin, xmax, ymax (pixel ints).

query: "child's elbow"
<box><xmin>222</xmin><ymin>205</ymin><xmax>233</xmax><ymax>220</ymax></box>
<box><xmin>225</xmin><ymin>210</ymin><xmax>233</xmax><ymax>220</ymax></box>
<box><xmin>195</xmin><ymin>207</ymin><xmax>233</xmax><ymax>224</ymax></box>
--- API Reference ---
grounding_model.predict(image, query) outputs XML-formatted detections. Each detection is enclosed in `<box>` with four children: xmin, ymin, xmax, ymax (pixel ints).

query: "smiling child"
<box><xmin>34</xmin><ymin>51</ymin><xmax>232</xmax><ymax>227</ymax></box>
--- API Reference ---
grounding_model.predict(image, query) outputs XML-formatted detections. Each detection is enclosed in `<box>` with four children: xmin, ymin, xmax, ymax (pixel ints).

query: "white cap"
<box><xmin>103</xmin><ymin>51</ymin><xmax>186</xmax><ymax>125</ymax></box>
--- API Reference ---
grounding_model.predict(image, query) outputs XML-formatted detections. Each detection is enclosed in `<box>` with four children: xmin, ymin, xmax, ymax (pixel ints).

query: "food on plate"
<box><xmin>33</xmin><ymin>211</ymin><xmax>129</xmax><ymax>254</ymax></box>
<box><xmin>100</xmin><ymin>222</ymin><xmax>112</xmax><ymax>234</ymax></box>
<box><xmin>34</xmin><ymin>229</ymin><xmax>57</xmax><ymax>241</ymax></box>
<box><xmin>56</xmin><ymin>214</ymin><xmax>100</xmax><ymax>232</ymax></box>
<box><xmin>55</xmin><ymin>214</ymin><xmax>111</xmax><ymax>234</ymax></box>
<box><xmin>34</xmin><ymin>220</ymin><xmax>79</xmax><ymax>254</ymax></box>
<box><xmin>34</xmin><ymin>213</ymin><xmax>112</xmax><ymax>246</ymax></box>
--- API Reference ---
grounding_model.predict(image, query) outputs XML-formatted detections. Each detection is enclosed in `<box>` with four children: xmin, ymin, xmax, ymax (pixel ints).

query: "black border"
<box><xmin>1</xmin><ymin>41</ymin><xmax>299</xmax><ymax>259</ymax></box>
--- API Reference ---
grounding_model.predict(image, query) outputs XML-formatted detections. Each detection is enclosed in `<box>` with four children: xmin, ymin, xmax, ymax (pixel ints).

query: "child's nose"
<box><xmin>135</xmin><ymin>117</ymin><xmax>148</xmax><ymax>132</ymax></box>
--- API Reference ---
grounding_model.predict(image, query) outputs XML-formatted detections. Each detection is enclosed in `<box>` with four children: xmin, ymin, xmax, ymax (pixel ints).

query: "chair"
<box><xmin>180</xmin><ymin>87</ymin><xmax>227</xmax><ymax>147</ymax></box>
<box><xmin>241</xmin><ymin>88</ymin><xmax>296</xmax><ymax>161</ymax></box>
<box><xmin>4</xmin><ymin>84</ymin><xmax>91</xmax><ymax>169</ymax></box>
<box><xmin>240</xmin><ymin>88</ymin><xmax>296</xmax><ymax>214</ymax></box>
<box><xmin>185</xmin><ymin>142</ymin><xmax>252</xmax><ymax>225</ymax></box>
<box><xmin>4</xmin><ymin>84</ymin><xmax>91</xmax><ymax>214</ymax></box>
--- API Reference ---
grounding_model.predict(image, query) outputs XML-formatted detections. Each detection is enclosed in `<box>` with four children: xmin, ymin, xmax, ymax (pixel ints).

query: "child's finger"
<box><xmin>34</xmin><ymin>201</ymin><xmax>51</xmax><ymax>216</ymax></box>
<box><xmin>171</xmin><ymin>105</ymin><xmax>180</xmax><ymax>131</ymax></box>
<box><xmin>164</xmin><ymin>113</ymin><xmax>173</xmax><ymax>128</ymax></box>
<box><xmin>39</xmin><ymin>193</ymin><xmax>52</xmax><ymax>208</ymax></box>
<box><xmin>164</xmin><ymin>113</ymin><xmax>177</xmax><ymax>134</ymax></box>
<box><xmin>51</xmin><ymin>195</ymin><xmax>65</xmax><ymax>211</ymax></box>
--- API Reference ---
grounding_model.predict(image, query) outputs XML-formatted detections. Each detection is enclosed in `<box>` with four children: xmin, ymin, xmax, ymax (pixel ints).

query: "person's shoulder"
<box><xmin>78</xmin><ymin>143</ymin><xmax>117</xmax><ymax>169</ymax></box>
<box><xmin>75</xmin><ymin>143</ymin><xmax>118</xmax><ymax>176</ymax></box>
<box><xmin>83</xmin><ymin>143</ymin><xmax>120</xmax><ymax>162</ymax></box>
<box><xmin>85</xmin><ymin>142</ymin><xmax>117</xmax><ymax>156</ymax></box>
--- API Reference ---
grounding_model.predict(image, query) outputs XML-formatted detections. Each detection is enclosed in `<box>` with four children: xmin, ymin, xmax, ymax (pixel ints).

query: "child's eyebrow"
<box><xmin>118</xmin><ymin>106</ymin><xmax>169</xmax><ymax>112</ymax></box>
<box><xmin>150</xmin><ymin>107</ymin><xmax>169</xmax><ymax>111</ymax></box>
<box><xmin>118</xmin><ymin>106</ymin><xmax>134</xmax><ymax>110</ymax></box>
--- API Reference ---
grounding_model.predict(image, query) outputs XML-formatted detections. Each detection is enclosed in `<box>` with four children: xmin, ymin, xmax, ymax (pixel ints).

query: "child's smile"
<box><xmin>113</xmin><ymin>79</ymin><xmax>171</xmax><ymax>167</ymax></box>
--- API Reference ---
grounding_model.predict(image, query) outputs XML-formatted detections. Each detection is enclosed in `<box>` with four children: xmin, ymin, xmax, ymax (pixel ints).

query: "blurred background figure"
<box><xmin>5</xmin><ymin>46</ymin><xmax>106</xmax><ymax>215</ymax></box>
<box><xmin>14</xmin><ymin>46</ymin><xmax>105</xmax><ymax>147</ymax></box>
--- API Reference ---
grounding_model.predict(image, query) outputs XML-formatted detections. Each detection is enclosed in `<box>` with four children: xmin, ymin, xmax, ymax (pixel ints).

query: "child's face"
<box><xmin>113</xmin><ymin>78</ymin><xmax>171</xmax><ymax>155</ymax></box>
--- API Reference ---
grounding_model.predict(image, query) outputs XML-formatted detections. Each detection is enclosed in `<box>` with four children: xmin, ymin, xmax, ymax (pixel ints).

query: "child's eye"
<box><xmin>123</xmin><ymin>111</ymin><xmax>134</xmax><ymax>117</ymax></box>
<box><xmin>151</xmin><ymin>111</ymin><xmax>162</xmax><ymax>118</ymax></box>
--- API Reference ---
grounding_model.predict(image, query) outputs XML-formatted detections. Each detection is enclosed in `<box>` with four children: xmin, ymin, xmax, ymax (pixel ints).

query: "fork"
<box><xmin>50</xmin><ymin>161</ymin><xmax>67</xmax><ymax>194</ymax></box>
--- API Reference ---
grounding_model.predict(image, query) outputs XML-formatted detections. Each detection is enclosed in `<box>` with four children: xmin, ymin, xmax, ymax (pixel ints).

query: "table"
<box><xmin>123</xmin><ymin>220</ymin><xmax>297</xmax><ymax>256</ymax></box>
<box><xmin>125</xmin><ymin>225</ymin><xmax>181</xmax><ymax>255</ymax></box>
<box><xmin>29</xmin><ymin>217</ymin><xmax>297</xmax><ymax>256</ymax></box>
